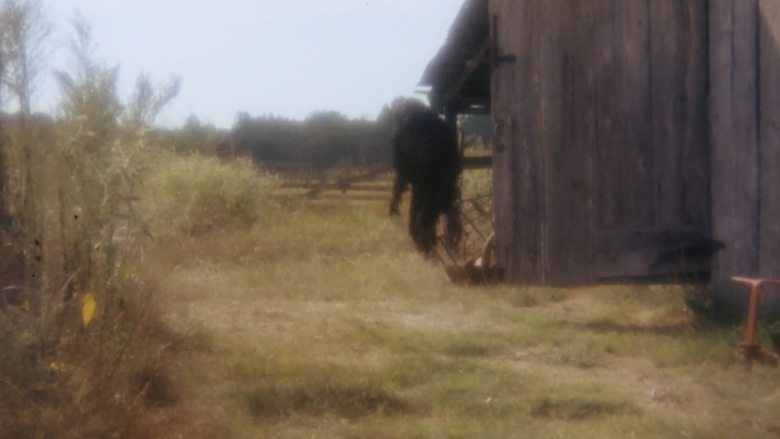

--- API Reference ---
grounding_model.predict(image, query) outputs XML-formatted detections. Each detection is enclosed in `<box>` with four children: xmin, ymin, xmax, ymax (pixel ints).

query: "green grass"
<box><xmin>243</xmin><ymin>367</ymin><xmax>409</xmax><ymax>420</ymax></box>
<box><xmin>134</xmin><ymin>159</ymin><xmax>780</xmax><ymax>438</ymax></box>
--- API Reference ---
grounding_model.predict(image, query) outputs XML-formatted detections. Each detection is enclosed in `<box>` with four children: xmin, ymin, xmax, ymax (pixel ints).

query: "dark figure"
<box><xmin>389</xmin><ymin>100</ymin><xmax>462</xmax><ymax>255</ymax></box>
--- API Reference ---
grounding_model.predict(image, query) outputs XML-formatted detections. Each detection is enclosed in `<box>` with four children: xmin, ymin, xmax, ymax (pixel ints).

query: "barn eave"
<box><xmin>419</xmin><ymin>0</ymin><xmax>490</xmax><ymax>114</ymax></box>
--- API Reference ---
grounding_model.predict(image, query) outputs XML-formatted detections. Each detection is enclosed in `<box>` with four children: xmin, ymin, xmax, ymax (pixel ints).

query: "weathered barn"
<box><xmin>421</xmin><ymin>0</ymin><xmax>780</xmax><ymax>311</ymax></box>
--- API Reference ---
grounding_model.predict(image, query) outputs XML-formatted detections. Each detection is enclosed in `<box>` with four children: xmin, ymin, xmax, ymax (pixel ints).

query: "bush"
<box><xmin>144</xmin><ymin>154</ymin><xmax>278</xmax><ymax>236</ymax></box>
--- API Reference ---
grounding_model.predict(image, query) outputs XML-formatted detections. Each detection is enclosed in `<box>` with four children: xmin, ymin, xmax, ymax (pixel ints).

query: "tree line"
<box><xmin>231</xmin><ymin>109</ymin><xmax>393</xmax><ymax>167</ymax></box>
<box><xmin>144</xmin><ymin>108</ymin><xmax>395</xmax><ymax>168</ymax></box>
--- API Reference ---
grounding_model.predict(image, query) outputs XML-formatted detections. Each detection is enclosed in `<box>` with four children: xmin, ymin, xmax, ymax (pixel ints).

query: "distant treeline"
<box><xmin>148</xmin><ymin>109</ymin><xmax>395</xmax><ymax>168</ymax></box>
<box><xmin>232</xmin><ymin>110</ymin><xmax>394</xmax><ymax>167</ymax></box>
<box><xmin>4</xmin><ymin>109</ymin><xmax>491</xmax><ymax>171</ymax></box>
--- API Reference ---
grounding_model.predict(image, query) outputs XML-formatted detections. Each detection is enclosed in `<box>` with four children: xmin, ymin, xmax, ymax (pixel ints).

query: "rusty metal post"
<box><xmin>731</xmin><ymin>276</ymin><xmax>780</xmax><ymax>371</ymax></box>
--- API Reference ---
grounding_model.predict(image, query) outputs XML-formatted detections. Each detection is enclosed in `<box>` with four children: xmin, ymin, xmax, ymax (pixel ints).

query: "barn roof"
<box><xmin>419</xmin><ymin>0</ymin><xmax>490</xmax><ymax>114</ymax></box>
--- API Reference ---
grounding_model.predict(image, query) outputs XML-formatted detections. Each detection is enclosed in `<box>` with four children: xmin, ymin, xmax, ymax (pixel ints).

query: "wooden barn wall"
<box><xmin>490</xmin><ymin>0</ymin><xmax>710</xmax><ymax>285</ymax></box>
<box><xmin>759</xmin><ymin>1</ymin><xmax>780</xmax><ymax>311</ymax></box>
<box><xmin>710</xmin><ymin>0</ymin><xmax>780</xmax><ymax>312</ymax></box>
<box><xmin>490</xmin><ymin>0</ymin><xmax>540</xmax><ymax>281</ymax></box>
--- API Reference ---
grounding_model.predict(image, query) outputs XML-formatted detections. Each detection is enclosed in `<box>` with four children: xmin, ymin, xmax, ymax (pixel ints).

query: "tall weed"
<box><xmin>0</xmin><ymin>17</ymin><xmax>182</xmax><ymax>438</ymax></box>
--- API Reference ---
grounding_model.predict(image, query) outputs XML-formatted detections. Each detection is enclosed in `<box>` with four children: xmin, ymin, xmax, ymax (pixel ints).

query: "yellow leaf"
<box><xmin>49</xmin><ymin>362</ymin><xmax>64</xmax><ymax>371</ymax></box>
<box><xmin>81</xmin><ymin>293</ymin><xmax>97</xmax><ymax>328</ymax></box>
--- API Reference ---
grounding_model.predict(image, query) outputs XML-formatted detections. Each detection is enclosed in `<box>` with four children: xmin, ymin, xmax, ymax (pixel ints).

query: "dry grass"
<box><xmin>0</xmin><ymin>280</ymin><xmax>184</xmax><ymax>438</ymax></box>
<box><xmin>126</xmin><ymin>158</ymin><xmax>780</xmax><ymax>438</ymax></box>
<box><xmin>0</xmin><ymin>152</ymin><xmax>189</xmax><ymax>437</ymax></box>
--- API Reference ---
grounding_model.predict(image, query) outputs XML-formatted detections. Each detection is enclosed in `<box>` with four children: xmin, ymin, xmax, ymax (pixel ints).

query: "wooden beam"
<box><xmin>445</xmin><ymin>37</ymin><xmax>492</xmax><ymax>103</ymax></box>
<box><xmin>462</xmin><ymin>155</ymin><xmax>492</xmax><ymax>169</ymax></box>
<box><xmin>459</xmin><ymin>106</ymin><xmax>491</xmax><ymax>115</ymax></box>
<box><xmin>445</xmin><ymin>97</ymin><xmax>492</xmax><ymax>114</ymax></box>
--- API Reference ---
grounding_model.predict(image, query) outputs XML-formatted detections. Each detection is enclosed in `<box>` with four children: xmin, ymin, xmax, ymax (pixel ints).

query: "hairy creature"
<box><xmin>389</xmin><ymin>100</ymin><xmax>462</xmax><ymax>255</ymax></box>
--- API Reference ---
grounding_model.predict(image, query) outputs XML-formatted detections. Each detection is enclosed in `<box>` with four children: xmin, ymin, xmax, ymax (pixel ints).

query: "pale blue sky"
<box><xmin>36</xmin><ymin>0</ymin><xmax>462</xmax><ymax>128</ymax></box>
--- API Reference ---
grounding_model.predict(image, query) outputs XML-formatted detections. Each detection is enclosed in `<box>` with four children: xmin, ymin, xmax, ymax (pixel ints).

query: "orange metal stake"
<box><xmin>731</xmin><ymin>276</ymin><xmax>780</xmax><ymax>371</ymax></box>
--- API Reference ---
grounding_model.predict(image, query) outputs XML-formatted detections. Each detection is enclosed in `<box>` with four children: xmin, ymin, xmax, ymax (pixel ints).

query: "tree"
<box><xmin>54</xmin><ymin>15</ymin><xmax>122</xmax><ymax>153</ymax></box>
<box><xmin>230</xmin><ymin>111</ymin><xmax>393</xmax><ymax>168</ymax></box>
<box><xmin>53</xmin><ymin>14</ymin><xmax>181</xmax><ymax>293</ymax></box>
<box><xmin>0</xmin><ymin>27</ymin><xmax>6</xmax><ymax>229</ymax></box>
<box><xmin>0</xmin><ymin>0</ymin><xmax>51</xmax><ymax>117</ymax></box>
<box><xmin>124</xmin><ymin>73</ymin><xmax>181</xmax><ymax>130</ymax></box>
<box><xmin>0</xmin><ymin>0</ymin><xmax>51</xmax><ymax>301</ymax></box>
<box><xmin>303</xmin><ymin>111</ymin><xmax>350</xmax><ymax>167</ymax></box>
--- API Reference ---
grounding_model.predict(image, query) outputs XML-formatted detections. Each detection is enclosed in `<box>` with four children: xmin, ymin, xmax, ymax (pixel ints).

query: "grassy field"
<box><xmin>136</xmin><ymin>158</ymin><xmax>780</xmax><ymax>438</ymax></box>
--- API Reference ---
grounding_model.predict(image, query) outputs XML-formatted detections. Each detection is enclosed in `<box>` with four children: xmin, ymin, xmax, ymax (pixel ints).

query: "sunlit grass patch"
<box><xmin>483</xmin><ymin>284</ymin><xmax>573</xmax><ymax>308</ymax></box>
<box><xmin>573</xmin><ymin>284</ymin><xmax>693</xmax><ymax>323</ymax></box>
<box><xmin>345</xmin><ymin>316</ymin><xmax>520</xmax><ymax>361</ymax></box>
<box><xmin>144</xmin><ymin>190</ymin><xmax>455</xmax><ymax>302</ymax></box>
<box><xmin>160</xmin><ymin>249</ymin><xmax>451</xmax><ymax>303</ymax></box>
<box><xmin>555</xmin><ymin>314</ymin><xmax>741</xmax><ymax>370</ymax></box>
<box><xmin>373</xmin><ymin>354</ymin><xmax>532</xmax><ymax>423</ymax></box>
<box><xmin>346</xmin><ymin>319</ymin><xmax>434</xmax><ymax>354</ymax></box>
<box><xmin>515</xmin><ymin>311</ymin><xmax>742</xmax><ymax>371</ymax></box>
<box><xmin>643</xmin><ymin>327</ymin><xmax>742</xmax><ymax>369</ymax></box>
<box><xmin>381</xmin><ymin>354</ymin><xmax>486</xmax><ymax>389</ymax></box>
<box><xmin>414</xmin><ymin>366</ymin><xmax>526</xmax><ymax>419</ymax></box>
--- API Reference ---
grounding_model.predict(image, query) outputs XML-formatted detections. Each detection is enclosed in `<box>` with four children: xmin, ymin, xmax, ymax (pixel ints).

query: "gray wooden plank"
<box><xmin>649</xmin><ymin>0</ymin><xmax>710</xmax><ymax>230</ymax></box>
<box><xmin>758</xmin><ymin>1</ymin><xmax>780</xmax><ymax>311</ymax></box>
<box><xmin>540</xmin><ymin>0</ymin><xmax>596</xmax><ymax>284</ymax></box>
<box><xmin>709</xmin><ymin>0</ymin><xmax>761</xmax><ymax>312</ymax></box>
<box><xmin>488</xmin><ymin>0</ymin><xmax>517</xmax><ymax>280</ymax></box>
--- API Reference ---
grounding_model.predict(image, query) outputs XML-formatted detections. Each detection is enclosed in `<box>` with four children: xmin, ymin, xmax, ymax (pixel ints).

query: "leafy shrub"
<box><xmin>144</xmin><ymin>154</ymin><xmax>278</xmax><ymax>236</ymax></box>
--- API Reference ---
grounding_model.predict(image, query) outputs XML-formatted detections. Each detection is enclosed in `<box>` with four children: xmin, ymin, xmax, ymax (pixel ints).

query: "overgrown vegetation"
<box><xmin>0</xmin><ymin>6</ymin><xmax>184</xmax><ymax>436</ymax></box>
<box><xmin>2</xmin><ymin>2</ymin><xmax>776</xmax><ymax>438</ymax></box>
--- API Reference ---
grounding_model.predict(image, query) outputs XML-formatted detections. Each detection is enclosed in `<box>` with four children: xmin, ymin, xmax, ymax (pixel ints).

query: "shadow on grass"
<box><xmin>498</xmin><ymin>287</ymin><xmax>573</xmax><ymax>308</ymax></box>
<box><xmin>530</xmin><ymin>396</ymin><xmax>639</xmax><ymax>420</ymax></box>
<box><xmin>245</xmin><ymin>379</ymin><xmax>411</xmax><ymax>420</ymax></box>
<box><xmin>571</xmin><ymin>319</ymin><xmax>693</xmax><ymax>337</ymax></box>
